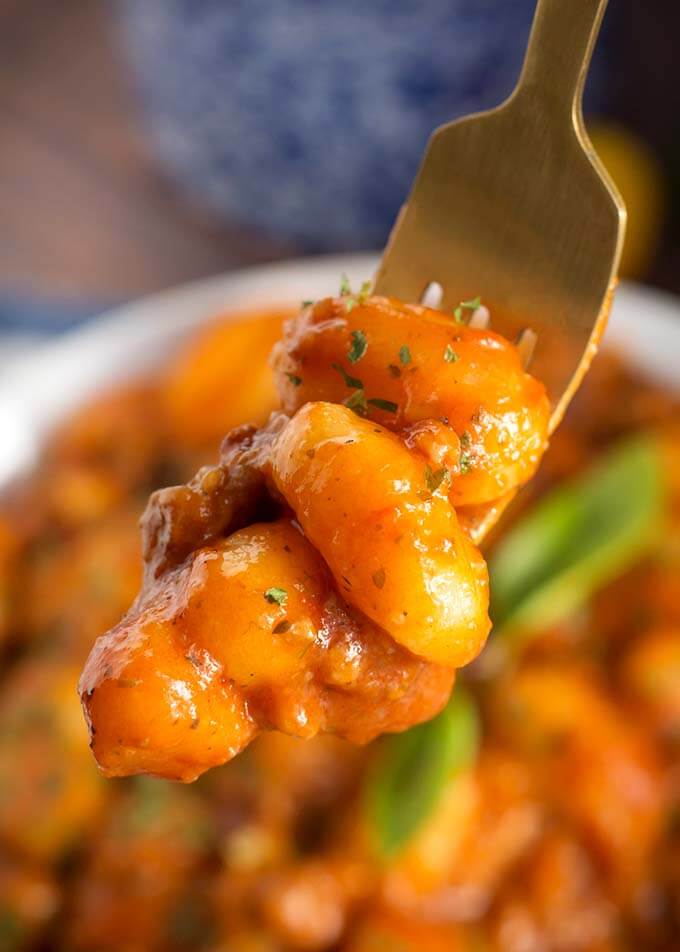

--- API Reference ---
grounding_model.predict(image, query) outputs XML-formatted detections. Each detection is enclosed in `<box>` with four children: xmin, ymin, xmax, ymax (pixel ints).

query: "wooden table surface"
<box><xmin>0</xmin><ymin>0</ymin><xmax>290</xmax><ymax>306</ymax></box>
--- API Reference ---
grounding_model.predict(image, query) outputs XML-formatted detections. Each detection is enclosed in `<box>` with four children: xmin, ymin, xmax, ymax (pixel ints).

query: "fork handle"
<box><xmin>516</xmin><ymin>0</ymin><xmax>610</xmax><ymax>117</ymax></box>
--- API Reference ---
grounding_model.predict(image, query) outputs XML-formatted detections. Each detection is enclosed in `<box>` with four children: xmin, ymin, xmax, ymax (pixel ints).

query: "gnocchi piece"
<box><xmin>274</xmin><ymin>296</ymin><xmax>550</xmax><ymax>506</ymax></box>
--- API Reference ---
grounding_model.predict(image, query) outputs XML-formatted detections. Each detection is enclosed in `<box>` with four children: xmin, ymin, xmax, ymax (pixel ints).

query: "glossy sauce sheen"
<box><xmin>80</xmin><ymin>296</ymin><xmax>550</xmax><ymax>781</ymax></box>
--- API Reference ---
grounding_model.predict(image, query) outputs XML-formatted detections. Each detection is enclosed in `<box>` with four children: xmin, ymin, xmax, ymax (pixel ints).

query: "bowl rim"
<box><xmin>1</xmin><ymin>252</ymin><xmax>679</xmax><ymax>488</ymax></box>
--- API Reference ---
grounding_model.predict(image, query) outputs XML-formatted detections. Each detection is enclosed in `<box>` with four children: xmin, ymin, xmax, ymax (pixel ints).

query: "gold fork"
<box><xmin>374</xmin><ymin>0</ymin><xmax>625</xmax><ymax>543</ymax></box>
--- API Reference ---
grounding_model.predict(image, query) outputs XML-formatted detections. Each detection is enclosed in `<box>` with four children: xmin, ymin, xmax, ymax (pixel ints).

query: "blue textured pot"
<box><xmin>116</xmin><ymin>0</ymin><xmax>607</xmax><ymax>251</ymax></box>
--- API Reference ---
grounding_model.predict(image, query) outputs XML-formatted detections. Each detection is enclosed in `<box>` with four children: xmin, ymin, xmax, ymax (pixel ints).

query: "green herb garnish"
<box><xmin>365</xmin><ymin>687</ymin><xmax>479</xmax><ymax>856</ymax></box>
<box><xmin>285</xmin><ymin>373</ymin><xmax>302</xmax><ymax>387</ymax></box>
<box><xmin>264</xmin><ymin>587</ymin><xmax>288</xmax><ymax>607</ymax></box>
<box><xmin>358</xmin><ymin>280</ymin><xmax>372</xmax><ymax>303</ymax></box>
<box><xmin>424</xmin><ymin>465</ymin><xmax>450</xmax><ymax>493</ymax></box>
<box><xmin>453</xmin><ymin>295</ymin><xmax>482</xmax><ymax>323</ymax></box>
<box><xmin>489</xmin><ymin>435</ymin><xmax>664</xmax><ymax>638</ymax></box>
<box><xmin>444</xmin><ymin>345</ymin><xmax>460</xmax><ymax>363</ymax></box>
<box><xmin>367</xmin><ymin>397</ymin><xmax>398</xmax><ymax>414</ymax></box>
<box><xmin>458</xmin><ymin>431</ymin><xmax>473</xmax><ymax>473</ymax></box>
<box><xmin>399</xmin><ymin>345</ymin><xmax>411</xmax><ymax>366</ymax></box>
<box><xmin>363</xmin><ymin>434</ymin><xmax>665</xmax><ymax>859</ymax></box>
<box><xmin>332</xmin><ymin>363</ymin><xmax>364</xmax><ymax>390</ymax></box>
<box><xmin>339</xmin><ymin>276</ymin><xmax>372</xmax><ymax>311</ymax></box>
<box><xmin>345</xmin><ymin>389</ymin><xmax>369</xmax><ymax>416</ymax></box>
<box><xmin>301</xmin><ymin>299</ymin><xmax>314</xmax><ymax>308</ymax></box>
<box><xmin>348</xmin><ymin>329</ymin><xmax>368</xmax><ymax>364</ymax></box>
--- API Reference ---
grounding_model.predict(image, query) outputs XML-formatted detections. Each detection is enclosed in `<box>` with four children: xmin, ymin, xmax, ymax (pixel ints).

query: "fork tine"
<box><xmin>419</xmin><ymin>282</ymin><xmax>443</xmax><ymax>309</ymax></box>
<box><xmin>467</xmin><ymin>306</ymin><xmax>491</xmax><ymax>330</ymax></box>
<box><xmin>515</xmin><ymin>328</ymin><xmax>538</xmax><ymax>369</ymax></box>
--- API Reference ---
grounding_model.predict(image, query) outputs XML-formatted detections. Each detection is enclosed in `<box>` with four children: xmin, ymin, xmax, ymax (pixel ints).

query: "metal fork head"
<box><xmin>374</xmin><ymin>0</ymin><xmax>625</xmax><ymax>435</ymax></box>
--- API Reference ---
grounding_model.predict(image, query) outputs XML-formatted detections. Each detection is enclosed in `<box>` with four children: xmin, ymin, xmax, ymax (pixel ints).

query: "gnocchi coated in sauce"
<box><xmin>80</xmin><ymin>295</ymin><xmax>549</xmax><ymax>780</ymax></box>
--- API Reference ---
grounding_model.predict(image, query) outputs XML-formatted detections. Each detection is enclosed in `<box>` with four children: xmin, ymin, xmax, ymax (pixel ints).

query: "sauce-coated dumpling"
<box><xmin>271</xmin><ymin>402</ymin><xmax>489</xmax><ymax>668</ymax></box>
<box><xmin>274</xmin><ymin>296</ymin><xmax>550</xmax><ymax>506</ymax></box>
<box><xmin>80</xmin><ymin>293</ymin><xmax>550</xmax><ymax>781</ymax></box>
<box><xmin>81</xmin><ymin>513</ymin><xmax>455</xmax><ymax>782</ymax></box>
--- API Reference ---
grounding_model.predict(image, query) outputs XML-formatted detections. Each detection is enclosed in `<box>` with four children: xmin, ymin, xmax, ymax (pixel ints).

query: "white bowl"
<box><xmin>1</xmin><ymin>253</ymin><xmax>679</xmax><ymax>489</ymax></box>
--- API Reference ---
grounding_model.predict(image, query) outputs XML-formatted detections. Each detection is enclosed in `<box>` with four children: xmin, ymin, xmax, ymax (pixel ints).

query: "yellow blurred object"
<box><xmin>162</xmin><ymin>309</ymin><xmax>292</xmax><ymax>454</ymax></box>
<box><xmin>589</xmin><ymin>122</ymin><xmax>665</xmax><ymax>280</ymax></box>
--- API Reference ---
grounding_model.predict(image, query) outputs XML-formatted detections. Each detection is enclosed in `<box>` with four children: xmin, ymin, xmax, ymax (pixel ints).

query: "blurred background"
<box><xmin>1</xmin><ymin>0</ymin><xmax>679</xmax><ymax>348</ymax></box>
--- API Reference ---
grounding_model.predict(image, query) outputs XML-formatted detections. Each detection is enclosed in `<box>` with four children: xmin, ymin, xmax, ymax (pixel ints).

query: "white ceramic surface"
<box><xmin>1</xmin><ymin>253</ymin><xmax>679</xmax><ymax>489</ymax></box>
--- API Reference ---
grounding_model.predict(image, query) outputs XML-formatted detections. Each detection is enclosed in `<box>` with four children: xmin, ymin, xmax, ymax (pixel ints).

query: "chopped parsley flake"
<box><xmin>332</xmin><ymin>362</ymin><xmax>364</xmax><ymax>390</ymax></box>
<box><xmin>444</xmin><ymin>345</ymin><xmax>460</xmax><ymax>363</ymax></box>
<box><xmin>368</xmin><ymin>397</ymin><xmax>398</xmax><ymax>414</ymax></box>
<box><xmin>399</xmin><ymin>345</ymin><xmax>411</xmax><ymax>366</ymax></box>
<box><xmin>301</xmin><ymin>299</ymin><xmax>314</xmax><ymax>308</ymax></box>
<box><xmin>285</xmin><ymin>372</ymin><xmax>303</xmax><ymax>386</ymax></box>
<box><xmin>339</xmin><ymin>276</ymin><xmax>372</xmax><ymax>312</ymax></box>
<box><xmin>264</xmin><ymin>587</ymin><xmax>288</xmax><ymax>606</ymax></box>
<box><xmin>358</xmin><ymin>280</ymin><xmax>372</xmax><ymax>303</ymax></box>
<box><xmin>454</xmin><ymin>295</ymin><xmax>482</xmax><ymax>323</ymax></box>
<box><xmin>345</xmin><ymin>389</ymin><xmax>369</xmax><ymax>416</ymax></box>
<box><xmin>425</xmin><ymin>465</ymin><xmax>450</xmax><ymax>493</ymax></box>
<box><xmin>348</xmin><ymin>329</ymin><xmax>368</xmax><ymax>364</ymax></box>
<box><xmin>459</xmin><ymin>431</ymin><xmax>473</xmax><ymax>470</ymax></box>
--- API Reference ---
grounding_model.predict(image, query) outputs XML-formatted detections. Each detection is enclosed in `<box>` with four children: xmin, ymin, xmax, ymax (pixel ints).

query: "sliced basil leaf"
<box><xmin>490</xmin><ymin>435</ymin><xmax>664</xmax><ymax>636</ymax></box>
<box><xmin>364</xmin><ymin>435</ymin><xmax>663</xmax><ymax>856</ymax></box>
<box><xmin>365</xmin><ymin>686</ymin><xmax>479</xmax><ymax>857</ymax></box>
